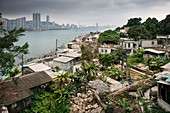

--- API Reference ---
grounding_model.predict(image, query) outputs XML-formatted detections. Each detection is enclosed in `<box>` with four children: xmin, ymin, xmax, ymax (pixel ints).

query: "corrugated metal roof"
<box><xmin>145</xmin><ymin>49</ymin><xmax>165</xmax><ymax>54</ymax></box>
<box><xmin>24</xmin><ymin>63</ymin><xmax>51</xmax><ymax>72</ymax></box>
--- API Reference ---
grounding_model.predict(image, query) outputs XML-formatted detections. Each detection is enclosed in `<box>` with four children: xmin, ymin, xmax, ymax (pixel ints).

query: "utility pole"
<box><xmin>121</xmin><ymin>39</ymin><xmax>124</xmax><ymax>71</ymax></box>
<box><xmin>21</xmin><ymin>54</ymin><xmax>24</xmax><ymax>76</ymax></box>
<box><xmin>56</xmin><ymin>39</ymin><xmax>58</xmax><ymax>51</ymax></box>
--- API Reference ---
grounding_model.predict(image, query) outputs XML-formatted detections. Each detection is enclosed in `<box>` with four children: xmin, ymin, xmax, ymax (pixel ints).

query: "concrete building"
<box><xmin>46</xmin><ymin>15</ymin><xmax>49</xmax><ymax>30</ymax></box>
<box><xmin>53</xmin><ymin>56</ymin><xmax>74</xmax><ymax>72</ymax></box>
<box><xmin>7</xmin><ymin>19</ymin><xmax>16</xmax><ymax>31</ymax></box>
<box><xmin>33</xmin><ymin>13</ymin><xmax>41</xmax><ymax>30</ymax></box>
<box><xmin>16</xmin><ymin>17</ymin><xmax>26</xmax><ymax>30</ymax></box>
<box><xmin>157</xmin><ymin>35</ymin><xmax>170</xmax><ymax>46</ymax></box>
<box><xmin>22</xmin><ymin>63</ymin><xmax>51</xmax><ymax>75</ymax></box>
<box><xmin>140</xmin><ymin>40</ymin><xmax>158</xmax><ymax>48</ymax></box>
<box><xmin>155</xmin><ymin>71</ymin><xmax>170</xmax><ymax>112</ymax></box>
<box><xmin>25</xmin><ymin>20</ymin><xmax>33</xmax><ymax>31</ymax></box>
<box><xmin>143</xmin><ymin>49</ymin><xmax>166</xmax><ymax>60</ymax></box>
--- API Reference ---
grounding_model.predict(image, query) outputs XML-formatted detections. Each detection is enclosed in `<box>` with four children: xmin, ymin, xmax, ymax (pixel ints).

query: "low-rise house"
<box><xmin>22</xmin><ymin>63</ymin><xmax>51</xmax><ymax>75</ymax></box>
<box><xmin>120</xmin><ymin>40</ymin><xmax>139</xmax><ymax>55</ymax></box>
<box><xmin>53</xmin><ymin>56</ymin><xmax>74</xmax><ymax>72</ymax></box>
<box><xmin>157</xmin><ymin>35</ymin><xmax>170</xmax><ymax>47</ymax></box>
<box><xmin>155</xmin><ymin>71</ymin><xmax>170</xmax><ymax>112</ymax></box>
<box><xmin>98</xmin><ymin>44</ymin><xmax>117</xmax><ymax>54</ymax></box>
<box><xmin>71</xmin><ymin>43</ymin><xmax>86</xmax><ymax>49</ymax></box>
<box><xmin>59</xmin><ymin>52</ymin><xmax>81</xmax><ymax>64</ymax></box>
<box><xmin>99</xmin><ymin>47</ymin><xmax>116</xmax><ymax>54</ymax></box>
<box><xmin>143</xmin><ymin>49</ymin><xmax>166</xmax><ymax>60</ymax></box>
<box><xmin>0</xmin><ymin>71</ymin><xmax>52</xmax><ymax>113</ymax></box>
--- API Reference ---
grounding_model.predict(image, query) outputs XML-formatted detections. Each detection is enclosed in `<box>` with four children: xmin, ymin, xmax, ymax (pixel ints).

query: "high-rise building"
<box><xmin>96</xmin><ymin>23</ymin><xmax>98</xmax><ymax>28</ymax></box>
<box><xmin>46</xmin><ymin>15</ymin><xmax>50</xmax><ymax>30</ymax></box>
<box><xmin>33</xmin><ymin>13</ymin><xmax>41</xmax><ymax>30</ymax></box>
<box><xmin>7</xmin><ymin>20</ymin><xmax>16</xmax><ymax>31</ymax></box>
<box><xmin>16</xmin><ymin>17</ymin><xmax>26</xmax><ymax>30</ymax></box>
<box><xmin>46</xmin><ymin>15</ymin><xmax>50</xmax><ymax>23</ymax></box>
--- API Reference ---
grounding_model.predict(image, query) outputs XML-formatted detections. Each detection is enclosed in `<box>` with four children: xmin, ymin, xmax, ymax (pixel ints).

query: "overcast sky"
<box><xmin>0</xmin><ymin>0</ymin><xmax>170</xmax><ymax>26</ymax></box>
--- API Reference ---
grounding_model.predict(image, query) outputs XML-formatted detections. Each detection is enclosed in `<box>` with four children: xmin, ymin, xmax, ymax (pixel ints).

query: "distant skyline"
<box><xmin>0</xmin><ymin>0</ymin><xmax>170</xmax><ymax>26</ymax></box>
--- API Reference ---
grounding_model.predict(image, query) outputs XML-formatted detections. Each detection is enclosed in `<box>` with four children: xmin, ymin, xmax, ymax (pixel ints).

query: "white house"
<box><xmin>53</xmin><ymin>56</ymin><xmax>74</xmax><ymax>72</ymax></box>
<box><xmin>23</xmin><ymin>63</ymin><xmax>51</xmax><ymax>75</ymax></box>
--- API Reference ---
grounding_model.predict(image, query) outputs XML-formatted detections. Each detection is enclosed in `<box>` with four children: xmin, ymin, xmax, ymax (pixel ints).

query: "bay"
<box><xmin>14</xmin><ymin>27</ymin><xmax>113</xmax><ymax>64</ymax></box>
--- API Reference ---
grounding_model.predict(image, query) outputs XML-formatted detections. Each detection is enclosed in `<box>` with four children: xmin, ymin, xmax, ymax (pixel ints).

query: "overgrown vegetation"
<box><xmin>98</xmin><ymin>30</ymin><xmax>120</xmax><ymax>44</ymax></box>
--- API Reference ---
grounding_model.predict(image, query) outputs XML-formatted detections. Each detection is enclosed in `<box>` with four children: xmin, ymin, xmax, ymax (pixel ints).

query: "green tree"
<box><xmin>124</xmin><ymin>17</ymin><xmax>142</xmax><ymax>27</ymax></box>
<box><xmin>98</xmin><ymin>30</ymin><xmax>120</xmax><ymax>44</ymax></box>
<box><xmin>158</xmin><ymin>14</ymin><xmax>170</xmax><ymax>35</ymax></box>
<box><xmin>99</xmin><ymin>54</ymin><xmax>112</xmax><ymax>69</ymax></box>
<box><xmin>0</xmin><ymin>28</ymin><xmax>29</xmax><ymax>76</ymax></box>
<box><xmin>111</xmin><ymin>47</ymin><xmax>126</xmax><ymax>65</ymax></box>
<box><xmin>143</xmin><ymin>17</ymin><xmax>159</xmax><ymax>39</ymax></box>
<box><xmin>127</xmin><ymin>25</ymin><xmax>151</xmax><ymax>40</ymax></box>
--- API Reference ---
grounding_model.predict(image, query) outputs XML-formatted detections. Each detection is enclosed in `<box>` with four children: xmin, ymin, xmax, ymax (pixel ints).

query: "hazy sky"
<box><xmin>0</xmin><ymin>0</ymin><xmax>170</xmax><ymax>26</ymax></box>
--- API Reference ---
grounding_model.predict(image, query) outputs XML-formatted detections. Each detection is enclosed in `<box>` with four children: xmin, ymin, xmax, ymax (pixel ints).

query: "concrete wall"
<box><xmin>141</xmin><ymin>40</ymin><xmax>157</xmax><ymax>48</ymax></box>
<box><xmin>53</xmin><ymin>60</ymin><xmax>73</xmax><ymax>71</ymax></box>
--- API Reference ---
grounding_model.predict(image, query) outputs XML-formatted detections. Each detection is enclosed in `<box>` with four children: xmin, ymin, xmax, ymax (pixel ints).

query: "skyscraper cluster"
<box><xmin>0</xmin><ymin>13</ymin><xmax>78</xmax><ymax>31</ymax></box>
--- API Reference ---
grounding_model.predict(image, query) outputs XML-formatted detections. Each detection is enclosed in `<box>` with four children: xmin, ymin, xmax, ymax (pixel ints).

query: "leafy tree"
<box><xmin>143</xmin><ymin>17</ymin><xmax>159</xmax><ymax>39</ymax></box>
<box><xmin>145</xmin><ymin>56</ymin><xmax>164</xmax><ymax>72</ymax></box>
<box><xmin>128</xmin><ymin>49</ymin><xmax>145</xmax><ymax>65</ymax></box>
<box><xmin>80</xmin><ymin>44</ymin><xmax>95</xmax><ymax>63</ymax></box>
<box><xmin>0</xmin><ymin>27</ymin><xmax>29</xmax><ymax>77</ymax></box>
<box><xmin>158</xmin><ymin>14</ymin><xmax>170</xmax><ymax>35</ymax></box>
<box><xmin>99</xmin><ymin>54</ymin><xmax>112</xmax><ymax>69</ymax></box>
<box><xmin>127</xmin><ymin>25</ymin><xmax>151</xmax><ymax>40</ymax></box>
<box><xmin>83</xmin><ymin>61</ymin><xmax>99</xmax><ymax>81</ymax></box>
<box><xmin>111</xmin><ymin>47</ymin><xmax>126</xmax><ymax>65</ymax></box>
<box><xmin>124</xmin><ymin>17</ymin><xmax>142</xmax><ymax>27</ymax></box>
<box><xmin>98</xmin><ymin>30</ymin><xmax>120</xmax><ymax>44</ymax></box>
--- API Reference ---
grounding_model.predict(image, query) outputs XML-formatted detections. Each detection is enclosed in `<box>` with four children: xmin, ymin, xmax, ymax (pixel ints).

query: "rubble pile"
<box><xmin>71</xmin><ymin>90</ymin><xmax>102</xmax><ymax>113</ymax></box>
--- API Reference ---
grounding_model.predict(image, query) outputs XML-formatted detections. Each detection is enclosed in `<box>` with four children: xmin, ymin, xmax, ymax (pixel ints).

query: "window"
<box><xmin>128</xmin><ymin>43</ymin><xmax>130</xmax><ymax>48</ymax></box>
<box><xmin>152</xmin><ymin>41</ymin><xmax>154</xmax><ymax>45</ymax></box>
<box><xmin>160</xmin><ymin>84</ymin><xmax>170</xmax><ymax>104</ymax></box>
<box><xmin>101</xmin><ymin>49</ymin><xmax>103</xmax><ymax>52</ymax></box>
<box><xmin>105</xmin><ymin>49</ymin><xmax>107</xmax><ymax>53</ymax></box>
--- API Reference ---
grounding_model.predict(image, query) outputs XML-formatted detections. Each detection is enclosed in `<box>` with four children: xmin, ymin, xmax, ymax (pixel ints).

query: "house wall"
<box><xmin>53</xmin><ymin>60</ymin><xmax>73</xmax><ymax>71</ymax></box>
<box><xmin>72</xmin><ymin>44</ymin><xmax>80</xmax><ymax>49</ymax></box>
<box><xmin>141</xmin><ymin>40</ymin><xmax>157</xmax><ymax>48</ymax></box>
<box><xmin>7</xmin><ymin>97</ymin><xmax>31</xmax><ymax>113</ymax></box>
<box><xmin>99</xmin><ymin>48</ymin><xmax>111</xmax><ymax>54</ymax></box>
